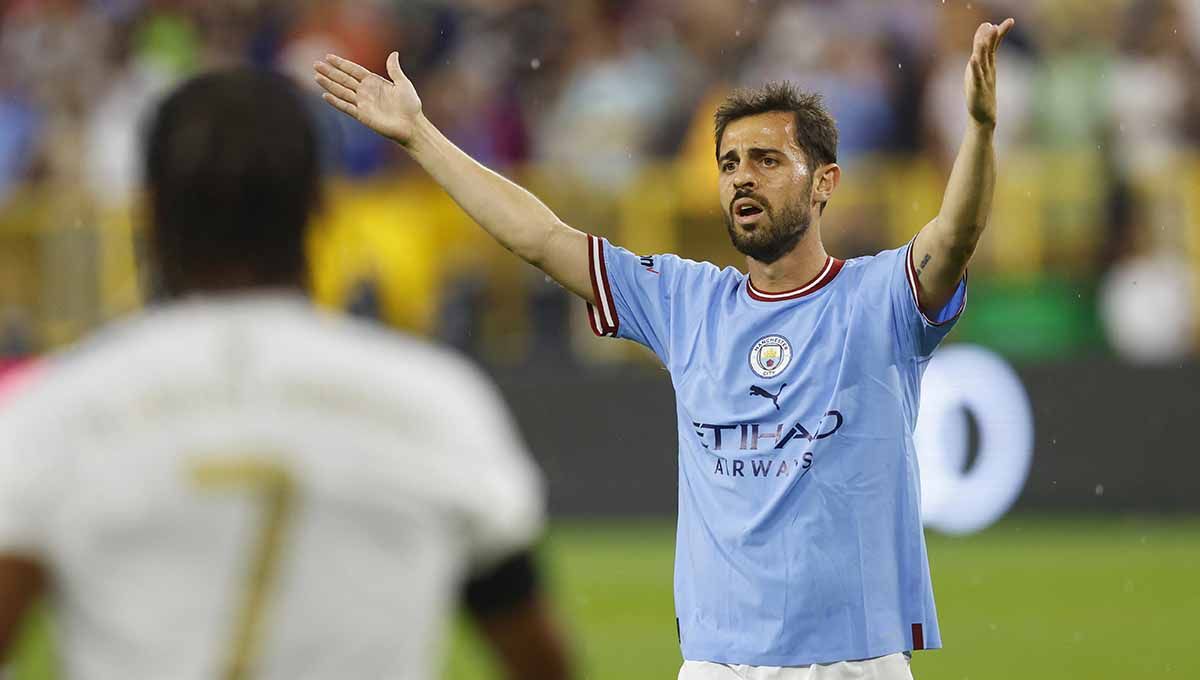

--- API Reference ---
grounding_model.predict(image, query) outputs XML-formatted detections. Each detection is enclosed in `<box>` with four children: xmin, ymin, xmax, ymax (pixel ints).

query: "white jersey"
<box><xmin>0</xmin><ymin>293</ymin><xmax>544</xmax><ymax>680</ymax></box>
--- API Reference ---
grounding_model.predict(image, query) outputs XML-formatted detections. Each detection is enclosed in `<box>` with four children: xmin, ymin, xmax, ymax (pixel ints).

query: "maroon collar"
<box><xmin>746</xmin><ymin>256</ymin><xmax>844</xmax><ymax>302</ymax></box>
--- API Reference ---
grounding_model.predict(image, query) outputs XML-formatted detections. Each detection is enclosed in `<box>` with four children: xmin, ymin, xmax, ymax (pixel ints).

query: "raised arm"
<box><xmin>911</xmin><ymin>18</ymin><xmax>1014</xmax><ymax>312</ymax></box>
<box><xmin>314</xmin><ymin>52</ymin><xmax>593</xmax><ymax>303</ymax></box>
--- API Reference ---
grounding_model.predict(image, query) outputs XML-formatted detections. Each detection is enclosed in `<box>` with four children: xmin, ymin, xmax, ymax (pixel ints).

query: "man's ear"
<box><xmin>813</xmin><ymin>163</ymin><xmax>841</xmax><ymax>206</ymax></box>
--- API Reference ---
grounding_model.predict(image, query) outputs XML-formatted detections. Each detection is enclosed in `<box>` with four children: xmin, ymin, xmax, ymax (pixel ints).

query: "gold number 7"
<box><xmin>191</xmin><ymin>458</ymin><xmax>297</xmax><ymax>680</ymax></box>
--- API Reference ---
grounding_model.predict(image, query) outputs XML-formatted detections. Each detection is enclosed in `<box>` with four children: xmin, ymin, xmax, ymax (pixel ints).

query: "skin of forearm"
<box><xmin>0</xmin><ymin>557</ymin><xmax>45</xmax><ymax>661</ymax></box>
<box><xmin>405</xmin><ymin>115</ymin><xmax>592</xmax><ymax>300</ymax></box>
<box><xmin>915</xmin><ymin>120</ymin><xmax>996</xmax><ymax>307</ymax></box>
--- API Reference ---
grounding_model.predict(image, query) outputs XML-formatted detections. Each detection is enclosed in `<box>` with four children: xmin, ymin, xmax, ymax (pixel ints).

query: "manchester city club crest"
<box><xmin>749</xmin><ymin>334</ymin><xmax>793</xmax><ymax>379</ymax></box>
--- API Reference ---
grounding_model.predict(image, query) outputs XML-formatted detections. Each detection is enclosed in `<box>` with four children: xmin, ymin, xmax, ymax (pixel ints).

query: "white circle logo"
<box><xmin>749</xmin><ymin>335</ymin><xmax>793</xmax><ymax>379</ymax></box>
<box><xmin>915</xmin><ymin>345</ymin><xmax>1034</xmax><ymax>535</ymax></box>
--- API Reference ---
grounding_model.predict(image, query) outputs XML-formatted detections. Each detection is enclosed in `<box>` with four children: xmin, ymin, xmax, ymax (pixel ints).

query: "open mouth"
<box><xmin>733</xmin><ymin>198</ymin><xmax>765</xmax><ymax>225</ymax></box>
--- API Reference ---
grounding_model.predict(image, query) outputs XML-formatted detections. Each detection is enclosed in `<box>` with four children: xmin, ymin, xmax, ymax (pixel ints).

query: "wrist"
<box><xmin>403</xmin><ymin>113</ymin><xmax>437</xmax><ymax>153</ymax></box>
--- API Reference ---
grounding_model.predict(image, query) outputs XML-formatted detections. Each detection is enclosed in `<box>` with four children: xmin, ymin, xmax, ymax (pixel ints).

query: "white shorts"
<box><xmin>678</xmin><ymin>652</ymin><xmax>913</xmax><ymax>680</ymax></box>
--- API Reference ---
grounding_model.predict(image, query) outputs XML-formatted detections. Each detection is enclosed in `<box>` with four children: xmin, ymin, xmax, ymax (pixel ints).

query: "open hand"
<box><xmin>314</xmin><ymin>52</ymin><xmax>423</xmax><ymax>145</ymax></box>
<box><xmin>964</xmin><ymin>18</ymin><xmax>1014</xmax><ymax>128</ymax></box>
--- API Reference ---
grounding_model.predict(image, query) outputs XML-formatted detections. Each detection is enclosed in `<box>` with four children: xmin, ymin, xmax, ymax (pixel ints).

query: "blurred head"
<box><xmin>714</xmin><ymin>83</ymin><xmax>840</xmax><ymax>264</ymax></box>
<box><xmin>145</xmin><ymin>69</ymin><xmax>320</xmax><ymax>297</ymax></box>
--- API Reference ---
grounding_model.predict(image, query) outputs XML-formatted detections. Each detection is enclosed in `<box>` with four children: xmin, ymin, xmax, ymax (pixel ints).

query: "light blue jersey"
<box><xmin>584</xmin><ymin>234</ymin><xmax>966</xmax><ymax>667</ymax></box>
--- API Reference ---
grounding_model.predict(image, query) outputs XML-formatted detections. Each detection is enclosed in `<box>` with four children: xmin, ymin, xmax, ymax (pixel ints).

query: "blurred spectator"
<box><xmin>534</xmin><ymin>1</ymin><xmax>681</xmax><ymax>193</ymax></box>
<box><xmin>83</xmin><ymin>49</ymin><xmax>180</xmax><ymax>205</ymax></box>
<box><xmin>1100</xmin><ymin>254</ymin><xmax>1196</xmax><ymax>363</ymax></box>
<box><xmin>742</xmin><ymin>2</ymin><xmax>900</xmax><ymax>159</ymax></box>
<box><xmin>0</xmin><ymin>0</ymin><xmax>1199</xmax><ymax>362</ymax></box>
<box><xmin>0</xmin><ymin>307</ymin><xmax>33</xmax><ymax>359</ymax></box>
<box><xmin>1110</xmin><ymin>0</ymin><xmax>1199</xmax><ymax>179</ymax></box>
<box><xmin>1103</xmin><ymin>1</ymin><xmax>1200</xmax><ymax>275</ymax></box>
<box><xmin>922</xmin><ymin>0</ymin><xmax>1034</xmax><ymax>162</ymax></box>
<box><xmin>1028</xmin><ymin>0</ymin><xmax>1116</xmax><ymax>152</ymax></box>
<box><xmin>0</xmin><ymin>0</ymin><xmax>113</xmax><ymax>114</ymax></box>
<box><xmin>0</xmin><ymin>91</ymin><xmax>39</xmax><ymax>206</ymax></box>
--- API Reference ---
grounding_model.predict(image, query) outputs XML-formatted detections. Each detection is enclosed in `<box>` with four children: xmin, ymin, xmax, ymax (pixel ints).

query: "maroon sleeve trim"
<box><xmin>905</xmin><ymin>240</ymin><xmax>966</xmax><ymax>327</ymax></box>
<box><xmin>585</xmin><ymin>234</ymin><xmax>619</xmax><ymax>337</ymax></box>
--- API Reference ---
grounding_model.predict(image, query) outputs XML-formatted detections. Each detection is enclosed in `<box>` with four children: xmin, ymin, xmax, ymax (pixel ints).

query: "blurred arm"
<box><xmin>0</xmin><ymin>556</ymin><xmax>45</xmax><ymax>661</ymax></box>
<box><xmin>474</xmin><ymin>596</ymin><xmax>572</xmax><ymax>680</ymax></box>
<box><xmin>463</xmin><ymin>551</ymin><xmax>573</xmax><ymax>680</ymax></box>
<box><xmin>314</xmin><ymin>53</ymin><xmax>593</xmax><ymax>304</ymax></box>
<box><xmin>912</xmin><ymin>18</ymin><xmax>1014</xmax><ymax>312</ymax></box>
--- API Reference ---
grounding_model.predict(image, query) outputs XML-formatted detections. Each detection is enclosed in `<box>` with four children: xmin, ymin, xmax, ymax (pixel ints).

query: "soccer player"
<box><xmin>315</xmin><ymin>17</ymin><xmax>1014</xmax><ymax>680</ymax></box>
<box><xmin>0</xmin><ymin>70</ymin><xmax>572</xmax><ymax>680</ymax></box>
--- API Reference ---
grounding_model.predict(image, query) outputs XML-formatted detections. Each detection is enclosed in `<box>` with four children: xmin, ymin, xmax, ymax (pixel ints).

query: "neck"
<box><xmin>165</xmin><ymin>268</ymin><xmax>307</xmax><ymax>299</ymax></box>
<box><xmin>746</xmin><ymin>229</ymin><xmax>830</xmax><ymax>293</ymax></box>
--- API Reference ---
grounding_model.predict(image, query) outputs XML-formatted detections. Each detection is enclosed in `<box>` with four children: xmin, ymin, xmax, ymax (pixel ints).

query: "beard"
<box><xmin>724</xmin><ymin>191</ymin><xmax>813</xmax><ymax>265</ymax></box>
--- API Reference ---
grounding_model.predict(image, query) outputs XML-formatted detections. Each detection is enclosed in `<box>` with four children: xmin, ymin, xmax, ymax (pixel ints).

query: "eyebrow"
<box><xmin>718</xmin><ymin>147</ymin><xmax>784</xmax><ymax>163</ymax></box>
<box><xmin>746</xmin><ymin>147</ymin><xmax>783</xmax><ymax>157</ymax></box>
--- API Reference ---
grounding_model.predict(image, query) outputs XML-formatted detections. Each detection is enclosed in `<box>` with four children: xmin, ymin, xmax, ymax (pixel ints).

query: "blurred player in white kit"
<box><xmin>0</xmin><ymin>70</ymin><xmax>571</xmax><ymax>680</ymax></box>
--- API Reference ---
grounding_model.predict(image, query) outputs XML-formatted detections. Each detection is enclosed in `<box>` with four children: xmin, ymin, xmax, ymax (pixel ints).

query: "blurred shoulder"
<box><xmin>301</xmin><ymin>309</ymin><xmax>493</xmax><ymax>395</ymax></box>
<box><xmin>7</xmin><ymin>296</ymin><xmax>500</xmax><ymax>423</ymax></box>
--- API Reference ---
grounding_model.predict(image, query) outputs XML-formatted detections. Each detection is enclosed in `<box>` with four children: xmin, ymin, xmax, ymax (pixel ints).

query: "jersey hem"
<box><xmin>680</xmin><ymin>643</ymin><xmax>937</xmax><ymax>668</ymax></box>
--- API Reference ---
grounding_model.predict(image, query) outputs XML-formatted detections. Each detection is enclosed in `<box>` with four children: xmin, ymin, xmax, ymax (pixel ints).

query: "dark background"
<box><xmin>491</xmin><ymin>361</ymin><xmax>1200</xmax><ymax>515</ymax></box>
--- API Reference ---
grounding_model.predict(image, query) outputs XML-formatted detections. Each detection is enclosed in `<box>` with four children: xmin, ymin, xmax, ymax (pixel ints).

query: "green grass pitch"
<box><xmin>11</xmin><ymin>516</ymin><xmax>1199</xmax><ymax>679</ymax></box>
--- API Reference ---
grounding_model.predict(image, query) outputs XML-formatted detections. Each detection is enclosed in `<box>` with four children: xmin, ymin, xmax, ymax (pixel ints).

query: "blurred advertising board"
<box><xmin>491</xmin><ymin>352</ymin><xmax>1199</xmax><ymax>527</ymax></box>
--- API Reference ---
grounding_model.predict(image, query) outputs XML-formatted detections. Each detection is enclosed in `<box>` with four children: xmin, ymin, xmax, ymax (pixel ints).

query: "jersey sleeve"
<box><xmin>885</xmin><ymin>240</ymin><xmax>968</xmax><ymax>358</ymax></box>
<box><xmin>0</xmin><ymin>402</ymin><xmax>58</xmax><ymax>558</ymax></box>
<box><xmin>449</xmin><ymin>367</ymin><xmax>546</xmax><ymax>573</ymax></box>
<box><xmin>583</xmin><ymin>234</ymin><xmax>704</xmax><ymax>362</ymax></box>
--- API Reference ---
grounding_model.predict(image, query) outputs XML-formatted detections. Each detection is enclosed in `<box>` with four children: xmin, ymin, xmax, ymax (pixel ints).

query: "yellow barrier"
<box><xmin>0</xmin><ymin>152</ymin><xmax>1196</xmax><ymax>353</ymax></box>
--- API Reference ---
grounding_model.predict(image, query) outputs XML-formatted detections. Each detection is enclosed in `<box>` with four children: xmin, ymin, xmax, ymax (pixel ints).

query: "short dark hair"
<box><xmin>145</xmin><ymin>69</ymin><xmax>320</xmax><ymax>296</ymax></box>
<box><xmin>713</xmin><ymin>82</ymin><xmax>839</xmax><ymax>170</ymax></box>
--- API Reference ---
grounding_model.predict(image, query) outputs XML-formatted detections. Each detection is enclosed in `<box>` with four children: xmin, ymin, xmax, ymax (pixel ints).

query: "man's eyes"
<box><xmin>721</xmin><ymin>157</ymin><xmax>779</xmax><ymax>171</ymax></box>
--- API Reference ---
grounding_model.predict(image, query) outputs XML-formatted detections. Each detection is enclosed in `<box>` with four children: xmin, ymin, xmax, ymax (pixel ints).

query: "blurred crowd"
<box><xmin>2</xmin><ymin>0</ymin><xmax>1200</xmax><ymax>363</ymax></box>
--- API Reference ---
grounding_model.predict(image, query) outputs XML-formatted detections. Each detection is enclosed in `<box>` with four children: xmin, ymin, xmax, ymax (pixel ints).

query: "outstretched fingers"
<box><xmin>972</xmin><ymin>17</ymin><xmax>1013</xmax><ymax>76</ymax></box>
<box><xmin>971</xmin><ymin>58</ymin><xmax>985</xmax><ymax>86</ymax></box>
<box><xmin>315</xmin><ymin>73</ymin><xmax>356</xmax><ymax>104</ymax></box>
<box><xmin>996</xmin><ymin>18</ymin><xmax>1015</xmax><ymax>45</ymax></box>
<box><xmin>325</xmin><ymin>54</ymin><xmax>371</xmax><ymax>82</ymax></box>
<box><xmin>321</xmin><ymin>92</ymin><xmax>357</xmax><ymax>118</ymax></box>
<box><xmin>972</xmin><ymin>23</ymin><xmax>990</xmax><ymax>57</ymax></box>
<box><xmin>989</xmin><ymin>18</ymin><xmax>1015</xmax><ymax>62</ymax></box>
<box><xmin>987</xmin><ymin>26</ymin><xmax>999</xmax><ymax>72</ymax></box>
<box><xmin>314</xmin><ymin>54</ymin><xmax>371</xmax><ymax>119</ymax></box>
<box><xmin>315</xmin><ymin>60</ymin><xmax>361</xmax><ymax>92</ymax></box>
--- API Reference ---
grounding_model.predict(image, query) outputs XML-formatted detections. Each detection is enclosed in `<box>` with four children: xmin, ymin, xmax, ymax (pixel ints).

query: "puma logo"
<box><xmin>749</xmin><ymin>383</ymin><xmax>787</xmax><ymax>410</ymax></box>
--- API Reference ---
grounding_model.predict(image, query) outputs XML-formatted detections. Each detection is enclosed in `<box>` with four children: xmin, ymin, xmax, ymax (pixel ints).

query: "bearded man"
<box><xmin>315</xmin><ymin>17</ymin><xmax>1015</xmax><ymax>679</ymax></box>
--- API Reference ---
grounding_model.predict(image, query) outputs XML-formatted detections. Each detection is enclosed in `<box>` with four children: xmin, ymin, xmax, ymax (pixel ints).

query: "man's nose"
<box><xmin>733</xmin><ymin>170</ymin><xmax>756</xmax><ymax>192</ymax></box>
